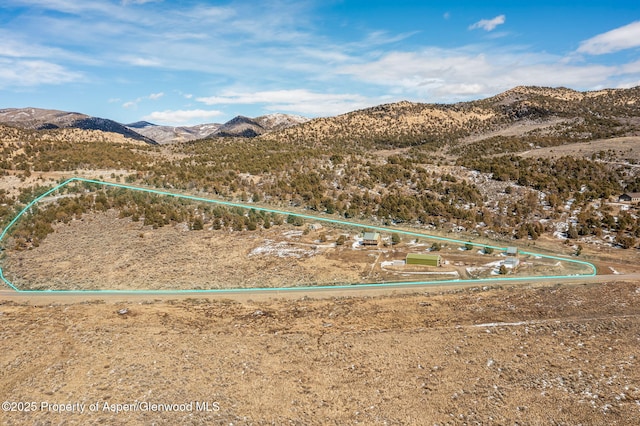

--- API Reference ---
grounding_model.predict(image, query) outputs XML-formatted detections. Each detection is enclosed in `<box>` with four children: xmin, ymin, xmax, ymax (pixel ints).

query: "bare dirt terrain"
<box><xmin>2</xmin><ymin>210</ymin><xmax>364</xmax><ymax>290</ymax></box>
<box><xmin>1</xmin><ymin>281</ymin><xmax>640</xmax><ymax>424</ymax></box>
<box><xmin>2</xmin><ymin>208</ymin><xmax>595</xmax><ymax>291</ymax></box>
<box><xmin>520</xmin><ymin>136</ymin><xmax>640</xmax><ymax>162</ymax></box>
<box><xmin>2</xmin><ymin>86</ymin><xmax>640</xmax><ymax>424</ymax></box>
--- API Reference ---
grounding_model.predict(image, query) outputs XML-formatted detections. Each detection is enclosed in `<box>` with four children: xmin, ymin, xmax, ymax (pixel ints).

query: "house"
<box><xmin>619</xmin><ymin>192</ymin><xmax>640</xmax><ymax>203</ymax></box>
<box><xmin>362</xmin><ymin>232</ymin><xmax>381</xmax><ymax>246</ymax></box>
<box><xmin>506</xmin><ymin>247</ymin><xmax>518</xmax><ymax>257</ymax></box>
<box><xmin>406</xmin><ymin>253</ymin><xmax>442</xmax><ymax>267</ymax></box>
<box><xmin>503</xmin><ymin>257</ymin><xmax>520</xmax><ymax>269</ymax></box>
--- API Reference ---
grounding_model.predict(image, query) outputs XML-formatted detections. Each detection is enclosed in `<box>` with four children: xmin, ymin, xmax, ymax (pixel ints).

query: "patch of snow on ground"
<box><xmin>467</xmin><ymin>260</ymin><xmax>504</xmax><ymax>276</ymax></box>
<box><xmin>474</xmin><ymin>321</ymin><xmax>530</xmax><ymax>327</ymax></box>
<box><xmin>283</xmin><ymin>230</ymin><xmax>304</xmax><ymax>238</ymax></box>
<box><xmin>407</xmin><ymin>241</ymin><xmax>427</xmax><ymax>247</ymax></box>
<box><xmin>397</xmin><ymin>270</ymin><xmax>460</xmax><ymax>277</ymax></box>
<box><xmin>249</xmin><ymin>240</ymin><xmax>315</xmax><ymax>258</ymax></box>
<box><xmin>553</xmin><ymin>221</ymin><xmax>568</xmax><ymax>240</ymax></box>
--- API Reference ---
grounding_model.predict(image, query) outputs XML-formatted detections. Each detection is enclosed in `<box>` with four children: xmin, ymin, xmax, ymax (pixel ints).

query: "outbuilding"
<box><xmin>406</xmin><ymin>253</ymin><xmax>442</xmax><ymax>267</ymax></box>
<box><xmin>362</xmin><ymin>232</ymin><xmax>381</xmax><ymax>246</ymax></box>
<box><xmin>506</xmin><ymin>247</ymin><xmax>518</xmax><ymax>257</ymax></box>
<box><xmin>619</xmin><ymin>192</ymin><xmax>640</xmax><ymax>203</ymax></box>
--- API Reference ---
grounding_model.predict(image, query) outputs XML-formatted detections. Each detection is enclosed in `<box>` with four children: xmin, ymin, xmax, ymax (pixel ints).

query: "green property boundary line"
<box><xmin>0</xmin><ymin>177</ymin><xmax>597</xmax><ymax>294</ymax></box>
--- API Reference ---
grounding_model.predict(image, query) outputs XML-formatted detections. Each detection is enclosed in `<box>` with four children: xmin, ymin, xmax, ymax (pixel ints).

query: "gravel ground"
<box><xmin>1</xmin><ymin>281</ymin><xmax>640</xmax><ymax>424</ymax></box>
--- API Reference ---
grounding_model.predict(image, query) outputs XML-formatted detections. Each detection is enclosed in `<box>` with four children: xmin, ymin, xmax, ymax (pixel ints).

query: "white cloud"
<box><xmin>469</xmin><ymin>15</ymin><xmax>506</xmax><ymax>32</ymax></box>
<box><xmin>121</xmin><ymin>0</ymin><xmax>161</xmax><ymax>5</ymax></box>
<box><xmin>4</xmin><ymin>0</ymin><xmax>640</xmax><ymax>119</ymax></box>
<box><xmin>123</xmin><ymin>92</ymin><xmax>165</xmax><ymax>108</ymax></box>
<box><xmin>362</xmin><ymin>30</ymin><xmax>420</xmax><ymax>46</ymax></box>
<box><xmin>1</xmin><ymin>1</ymin><xmax>343</xmax><ymax>87</ymax></box>
<box><xmin>196</xmin><ymin>89</ymin><xmax>377</xmax><ymax>116</ymax></box>
<box><xmin>143</xmin><ymin>109</ymin><xmax>224</xmax><ymax>125</ymax></box>
<box><xmin>621</xmin><ymin>59</ymin><xmax>640</xmax><ymax>74</ymax></box>
<box><xmin>176</xmin><ymin>5</ymin><xmax>236</xmax><ymax>22</ymax></box>
<box><xmin>263</xmin><ymin>98</ymin><xmax>376</xmax><ymax>116</ymax></box>
<box><xmin>0</xmin><ymin>58</ymin><xmax>83</xmax><ymax>88</ymax></box>
<box><xmin>10</xmin><ymin>0</ymin><xmax>123</xmax><ymax>17</ymax></box>
<box><xmin>617</xmin><ymin>80</ymin><xmax>640</xmax><ymax>89</ymax></box>
<box><xmin>0</xmin><ymin>30</ymin><xmax>98</xmax><ymax>65</ymax></box>
<box><xmin>120</xmin><ymin>56</ymin><xmax>163</xmax><ymax>67</ymax></box>
<box><xmin>0</xmin><ymin>40</ymin><xmax>35</xmax><ymax>58</ymax></box>
<box><xmin>577</xmin><ymin>21</ymin><xmax>640</xmax><ymax>55</ymax></box>
<box><xmin>198</xmin><ymin>89</ymin><xmax>351</xmax><ymax>105</ymax></box>
<box><xmin>336</xmin><ymin>48</ymin><xmax>635</xmax><ymax>101</ymax></box>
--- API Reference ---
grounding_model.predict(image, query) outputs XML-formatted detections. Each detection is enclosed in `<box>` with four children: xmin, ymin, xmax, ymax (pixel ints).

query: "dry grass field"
<box><xmin>1</xmin><ymin>281</ymin><xmax>640</xmax><ymax>424</ymax></box>
<box><xmin>2</xmin><ymin>210</ymin><xmax>363</xmax><ymax>290</ymax></box>
<box><xmin>1</xmin><ymin>208</ymin><xmax>596</xmax><ymax>292</ymax></box>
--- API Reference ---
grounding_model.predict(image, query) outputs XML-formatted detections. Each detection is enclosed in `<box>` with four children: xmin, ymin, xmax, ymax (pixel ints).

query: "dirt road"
<box><xmin>2</xmin><ymin>273</ymin><xmax>639</xmax><ymax>304</ymax></box>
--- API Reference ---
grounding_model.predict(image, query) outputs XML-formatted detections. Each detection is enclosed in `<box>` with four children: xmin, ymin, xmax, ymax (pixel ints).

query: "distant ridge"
<box><xmin>2</xmin><ymin>86</ymin><xmax>639</xmax><ymax>146</ymax></box>
<box><xmin>124</xmin><ymin>121</ymin><xmax>221</xmax><ymax>145</ymax></box>
<box><xmin>126</xmin><ymin>113</ymin><xmax>309</xmax><ymax>144</ymax></box>
<box><xmin>0</xmin><ymin>108</ymin><xmax>156</xmax><ymax>144</ymax></box>
<box><xmin>212</xmin><ymin>115</ymin><xmax>263</xmax><ymax>138</ymax></box>
<box><xmin>126</xmin><ymin>121</ymin><xmax>157</xmax><ymax>129</ymax></box>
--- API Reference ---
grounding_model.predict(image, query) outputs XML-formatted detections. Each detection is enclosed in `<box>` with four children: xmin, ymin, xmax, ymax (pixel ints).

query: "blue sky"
<box><xmin>1</xmin><ymin>0</ymin><xmax>639</xmax><ymax>125</ymax></box>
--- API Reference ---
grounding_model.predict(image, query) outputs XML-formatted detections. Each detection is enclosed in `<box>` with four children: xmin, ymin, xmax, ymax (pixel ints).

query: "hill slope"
<box><xmin>262</xmin><ymin>86</ymin><xmax>640</xmax><ymax>153</ymax></box>
<box><xmin>0</xmin><ymin>108</ymin><xmax>156</xmax><ymax>144</ymax></box>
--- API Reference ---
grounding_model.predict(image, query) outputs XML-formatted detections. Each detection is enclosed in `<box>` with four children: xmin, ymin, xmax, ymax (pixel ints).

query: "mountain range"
<box><xmin>0</xmin><ymin>107</ymin><xmax>161</xmax><ymax>144</ymax></box>
<box><xmin>127</xmin><ymin>113</ymin><xmax>308</xmax><ymax>143</ymax></box>
<box><xmin>0</xmin><ymin>108</ymin><xmax>309</xmax><ymax>145</ymax></box>
<box><xmin>1</xmin><ymin>85</ymin><xmax>639</xmax><ymax>148</ymax></box>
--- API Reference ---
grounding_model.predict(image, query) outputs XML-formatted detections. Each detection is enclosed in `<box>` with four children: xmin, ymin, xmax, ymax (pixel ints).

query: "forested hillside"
<box><xmin>1</xmin><ymin>86</ymin><xmax>639</xmax><ymax>250</ymax></box>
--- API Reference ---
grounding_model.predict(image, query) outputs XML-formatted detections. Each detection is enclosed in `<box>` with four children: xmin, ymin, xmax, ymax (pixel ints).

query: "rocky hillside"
<box><xmin>261</xmin><ymin>100</ymin><xmax>497</xmax><ymax>149</ymax></box>
<box><xmin>0</xmin><ymin>108</ymin><xmax>156</xmax><ymax>144</ymax></box>
<box><xmin>262</xmin><ymin>86</ymin><xmax>640</xmax><ymax>153</ymax></box>
<box><xmin>2</xmin><ymin>85</ymin><xmax>639</xmax><ymax>254</ymax></box>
